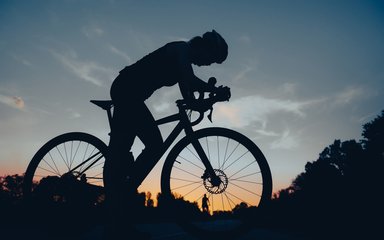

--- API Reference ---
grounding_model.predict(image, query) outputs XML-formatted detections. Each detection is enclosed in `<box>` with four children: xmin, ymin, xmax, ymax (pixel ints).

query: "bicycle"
<box><xmin>23</xmin><ymin>80</ymin><xmax>273</xmax><ymax>238</ymax></box>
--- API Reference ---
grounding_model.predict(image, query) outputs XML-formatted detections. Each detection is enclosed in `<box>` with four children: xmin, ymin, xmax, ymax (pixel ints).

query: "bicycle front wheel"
<box><xmin>23</xmin><ymin>132</ymin><xmax>108</xmax><ymax>205</ymax></box>
<box><xmin>161</xmin><ymin>127</ymin><xmax>272</xmax><ymax>238</ymax></box>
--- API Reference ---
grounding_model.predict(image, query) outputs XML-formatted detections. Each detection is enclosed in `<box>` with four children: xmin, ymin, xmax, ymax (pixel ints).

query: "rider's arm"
<box><xmin>179</xmin><ymin>73</ymin><xmax>217</xmax><ymax>99</ymax></box>
<box><xmin>174</xmin><ymin>42</ymin><xmax>230</xmax><ymax>109</ymax></box>
<box><xmin>177</xmin><ymin>61</ymin><xmax>213</xmax><ymax>100</ymax></box>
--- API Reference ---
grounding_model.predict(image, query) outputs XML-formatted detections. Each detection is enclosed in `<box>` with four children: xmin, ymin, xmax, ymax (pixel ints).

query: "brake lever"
<box><xmin>207</xmin><ymin>91</ymin><xmax>215</xmax><ymax>122</ymax></box>
<box><xmin>207</xmin><ymin>108</ymin><xmax>213</xmax><ymax>122</ymax></box>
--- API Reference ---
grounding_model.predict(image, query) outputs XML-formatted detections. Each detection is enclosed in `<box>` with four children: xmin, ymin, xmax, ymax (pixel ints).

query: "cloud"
<box><xmin>334</xmin><ymin>86</ymin><xmax>364</xmax><ymax>105</ymax></box>
<box><xmin>214</xmin><ymin>95</ymin><xmax>311</xmax><ymax>129</ymax></box>
<box><xmin>233</xmin><ymin>66</ymin><xmax>254</xmax><ymax>82</ymax></box>
<box><xmin>281</xmin><ymin>82</ymin><xmax>297</xmax><ymax>95</ymax></box>
<box><xmin>238</xmin><ymin>35</ymin><xmax>252</xmax><ymax>44</ymax></box>
<box><xmin>153</xmin><ymin>102</ymin><xmax>171</xmax><ymax>113</ymax></box>
<box><xmin>270</xmin><ymin>129</ymin><xmax>299</xmax><ymax>150</ymax></box>
<box><xmin>11</xmin><ymin>54</ymin><xmax>32</xmax><ymax>67</ymax></box>
<box><xmin>0</xmin><ymin>95</ymin><xmax>25</xmax><ymax>110</ymax></box>
<box><xmin>108</xmin><ymin>44</ymin><xmax>132</xmax><ymax>64</ymax></box>
<box><xmin>255</xmin><ymin>129</ymin><xmax>279</xmax><ymax>137</ymax></box>
<box><xmin>208</xmin><ymin>95</ymin><xmax>316</xmax><ymax>150</ymax></box>
<box><xmin>66</xmin><ymin>108</ymin><xmax>81</xmax><ymax>119</ymax></box>
<box><xmin>82</xmin><ymin>25</ymin><xmax>104</xmax><ymax>38</ymax></box>
<box><xmin>51</xmin><ymin>49</ymin><xmax>114</xmax><ymax>87</ymax></box>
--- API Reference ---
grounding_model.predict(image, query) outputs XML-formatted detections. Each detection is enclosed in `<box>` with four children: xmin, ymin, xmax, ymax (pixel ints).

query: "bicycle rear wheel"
<box><xmin>23</xmin><ymin>132</ymin><xmax>108</xmax><ymax>206</ymax></box>
<box><xmin>161</xmin><ymin>127</ymin><xmax>272</xmax><ymax>238</ymax></box>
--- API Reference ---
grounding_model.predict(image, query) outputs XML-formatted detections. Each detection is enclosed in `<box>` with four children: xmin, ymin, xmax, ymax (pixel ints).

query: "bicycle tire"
<box><xmin>161</xmin><ymin>127</ymin><xmax>272</xmax><ymax>238</ymax></box>
<box><xmin>23</xmin><ymin>132</ymin><xmax>108</xmax><ymax>204</ymax></box>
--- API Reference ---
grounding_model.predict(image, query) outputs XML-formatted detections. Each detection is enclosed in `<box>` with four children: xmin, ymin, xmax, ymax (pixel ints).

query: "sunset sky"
<box><xmin>1</xmin><ymin>0</ymin><xmax>383</xmax><ymax>194</ymax></box>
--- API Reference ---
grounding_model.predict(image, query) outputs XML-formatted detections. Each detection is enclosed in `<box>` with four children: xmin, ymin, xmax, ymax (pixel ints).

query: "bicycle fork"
<box><xmin>191</xmin><ymin>139</ymin><xmax>222</xmax><ymax>186</ymax></box>
<box><xmin>184</xmin><ymin>126</ymin><xmax>221</xmax><ymax>187</ymax></box>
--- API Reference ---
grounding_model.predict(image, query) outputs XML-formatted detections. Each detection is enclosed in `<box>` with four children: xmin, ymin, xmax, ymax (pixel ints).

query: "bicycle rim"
<box><xmin>161</xmin><ymin>127</ymin><xmax>272</xmax><ymax>238</ymax></box>
<box><xmin>23</xmin><ymin>132</ymin><xmax>108</xmax><ymax>202</ymax></box>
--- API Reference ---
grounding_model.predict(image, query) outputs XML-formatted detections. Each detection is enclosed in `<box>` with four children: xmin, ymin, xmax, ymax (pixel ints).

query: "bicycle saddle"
<box><xmin>90</xmin><ymin>100</ymin><xmax>113</xmax><ymax>110</ymax></box>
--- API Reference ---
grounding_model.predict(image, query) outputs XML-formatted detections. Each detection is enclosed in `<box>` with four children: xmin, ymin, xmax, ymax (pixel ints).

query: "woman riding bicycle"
<box><xmin>104</xmin><ymin>30</ymin><xmax>231</xmax><ymax>238</ymax></box>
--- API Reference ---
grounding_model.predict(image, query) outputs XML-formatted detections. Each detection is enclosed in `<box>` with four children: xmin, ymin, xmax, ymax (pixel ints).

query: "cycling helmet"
<box><xmin>202</xmin><ymin>30</ymin><xmax>228</xmax><ymax>64</ymax></box>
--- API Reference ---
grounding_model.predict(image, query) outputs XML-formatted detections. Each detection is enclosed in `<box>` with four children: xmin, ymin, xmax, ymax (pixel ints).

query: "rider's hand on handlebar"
<box><xmin>215</xmin><ymin>85</ymin><xmax>231</xmax><ymax>102</ymax></box>
<box><xmin>181</xmin><ymin>98</ymin><xmax>212</xmax><ymax>113</ymax></box>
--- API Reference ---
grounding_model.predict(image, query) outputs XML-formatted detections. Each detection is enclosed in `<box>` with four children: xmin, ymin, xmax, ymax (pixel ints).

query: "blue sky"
<box><xmin>1</xmin><ymin>0</ymin><xmax>383</xmax><ymax>194</ymax></box>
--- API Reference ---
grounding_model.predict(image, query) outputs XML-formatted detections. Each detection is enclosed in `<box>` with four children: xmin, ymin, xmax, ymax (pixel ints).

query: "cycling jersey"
<box><xmin>111</xmin><ymin>41</ymin><xmax>190</xmax><ymax>103</ymax></box>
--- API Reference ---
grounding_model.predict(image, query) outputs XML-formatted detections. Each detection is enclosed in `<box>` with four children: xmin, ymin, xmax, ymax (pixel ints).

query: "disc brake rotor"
<box><xmin>203</xmin><ymin>169</ymin><xmax>228</xmax><ymax>194</ymax></box>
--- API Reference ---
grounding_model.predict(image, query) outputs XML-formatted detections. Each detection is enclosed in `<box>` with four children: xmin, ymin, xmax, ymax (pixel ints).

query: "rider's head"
<box><xmin>189</xmin><ymin>30</ymin><xmax>228</xmax><ymax>66</ymax></box>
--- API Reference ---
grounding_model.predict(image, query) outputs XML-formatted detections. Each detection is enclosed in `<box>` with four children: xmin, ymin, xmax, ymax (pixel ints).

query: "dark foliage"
<box><xmin>1</xmin><ymin>110</ymin><xmax>382</xmax><ymax>239</ymax></box>
<box><xmin>270</xmin><ymin>110</ymin><xmax>383</xmax><ymax>238</ymax></box>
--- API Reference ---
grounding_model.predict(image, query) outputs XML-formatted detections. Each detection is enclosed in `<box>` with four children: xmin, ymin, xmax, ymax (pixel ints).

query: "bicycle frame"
<box><xmin>68</xmin><ymin>101</ymin><xmax>218</xmax><ymax>189</ymax></box>
<box><xmin>128</xmin><ymin>104</ymin><xmax>217</xmax><ymax>189</ymax></box>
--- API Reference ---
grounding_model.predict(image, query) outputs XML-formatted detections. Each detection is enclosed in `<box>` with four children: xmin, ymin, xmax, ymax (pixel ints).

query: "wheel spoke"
<box><xmin>205</xmin><ymin>137</ymin><xmax>211</xmax><ymax>162</ymax></box>
<box><xmin>171</xmin><ymin>177</ymin><xmax>202</xmax><ymax>183</ymax></box>
<box><xmin>223</xmin><ymin>137</ymin><xmax>230</xmax><ymax>169</ymax></box>
<box><xmin>80</xmin><ymin>154</ymin><xmax>104</xmax><ymax>173</ymax></box>
<box><xmin>171</xmin><ymin>180</ymin><xmax>201</xmax><ymax>191</ymax></box>
<box><xmin>220</xmin><ymin>142</ymin><xmax>240</xmax><ymax>170</ymax></box>
<box><xmin>228</xmin><ymin>160</ymin><xmax>256</xmax><ymax>179</ymax></box>
<box><xmin>41</xmin><ymin>157</ymin><xmax>60</xmax><ymax>176</ymax></box>
<box><xmin>231</xmin><ymin>171</ymin><xmax>261</xmax><ymax>180</ymax></box>
<box><xmin>223</xmin><ymin>150</ymin><xmax>249</xmax><ymax>171</ymax></box>
<box><xmin>182</xmin><ymin>183</ymin><xmax>203</xmax><ymax>198</ymax></box>
<box><xmin>178</xmin><ymin>155</ymin><xmax>204</xmax><ymax>170</ymax></box>
<box><xmin>48</xmin><ymin>152</ymin><xmax>61</xmax><ymax>175</ymax></box>
<box><xmin>186</xmin><ymin>146</ymin><xmax>201</xmax><ymax>162</ymax></box>
<box><xmin>230</xmin><ymin>181</ymin><xmax>262</xmax><ymax>197</ymax></box>
<box><xmin>224</xmin><ymin>192</ymin><xmax>235</xmax><ymax>210</ymax></box>
<box><xmin>69</xmin><ymin>141</ymin><xmax>73</xmax><ymax>169</ymax></box>
<box><xmin>37</xmin><ymin>165</ymin><xmax>61</xmax><ymax>176</ymax></box>
<box><xmin>230</xmin><ymin>178</ymin><xmax>262</xmax><ymax>185</ymax></box>
<box><xmin>225</xmin><ymin>190</ymin><xmax>251</xmax><ymax>206</ymax></box>
<box><xmin>70</xmin><ymin>141</ymin><xmax>81</xmax><ymax>169</ymax></box>
<box><xmin>80</xmin><ymin>144</ymin><xmax>97</xmax><ymax>173</ymax></box>
<box><xmin>79</xmin><ymin>143</ymin><xmax>90</xmax><ymax>173</ymax></box>
<box><xmin>56</xmin><ymin>146</ymin><xmax>70</xmax><ymax>170</ymax></box>
<box><xmin>63</xmin><ymin>142</ymin><xmax>69</xmax><ymax>169</ymax></box>
<box><xmin>174</xmin><ymin>165</ymin><xmax>202</xmax><ymax>179</ymax></box>
<box><xmin>221</xmin><ymin>191</ymin><xmax>225</xmax><ymax>211</ymax></box>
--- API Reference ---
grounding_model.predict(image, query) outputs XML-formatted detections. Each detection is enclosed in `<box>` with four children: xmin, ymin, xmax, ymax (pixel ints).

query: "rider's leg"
<box><xmin>105</xmin><ymin>103</ymin><xmax>161</xmax><ymax>231</ymax></box>
<box><xmin>134</xmin><ymin>103</ymin><xmax>163</xmax><ymax>172</ymax></box>
<box><xmin>105</xmin><ymin>104</ymin><xmax>136</xmax><ymax>187</ymax></box>
<box><xmin>104</xmin><ymin>104</ymin><xmax>138</xmax><ymax>234</ymax></box>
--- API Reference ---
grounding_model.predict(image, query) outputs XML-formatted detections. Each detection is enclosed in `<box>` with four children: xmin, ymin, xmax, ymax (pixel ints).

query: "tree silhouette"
<box><xmin>0</xmin><ymin>174</ymin><xmax>24</xmax><ymax>200</ymax></box>
<box><xmin>362</xmin><ymin>110</ymin><xmax>384</xmax><ymax>152</ymax></box>
<box><xmin>361</xmin><ymin>110</ymin><xmax>384</xmax><ymax>188</ymax></box>
<box><xmin>271</xmin><ymin>109</ymin><xmax>384</xmax><ymax>238</ymax></box>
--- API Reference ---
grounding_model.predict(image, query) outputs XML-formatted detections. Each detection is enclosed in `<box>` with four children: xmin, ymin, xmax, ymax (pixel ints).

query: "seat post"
<box><xmin>90</xmin><ymin>100</ymin><xmax>114</xmax><ymax>132</ymax></box>
<box><xmin>107</xmin><ymin>108</ymin><xmax>113</xmax><ymax>132</ymax></box>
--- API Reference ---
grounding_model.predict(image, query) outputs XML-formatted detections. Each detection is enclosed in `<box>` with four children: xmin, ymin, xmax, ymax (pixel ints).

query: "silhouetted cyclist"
<box><xmin>103</xmin><ymin>30</ymin><xmax>230</xmax><ymax>239</ymax></box>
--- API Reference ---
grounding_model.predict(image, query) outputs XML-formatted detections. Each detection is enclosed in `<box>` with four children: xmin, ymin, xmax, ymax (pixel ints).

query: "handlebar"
<box><xmin>176</xmin><ymin>77</ymin><xmax>231</xmax><ymax>126</ymax></box>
